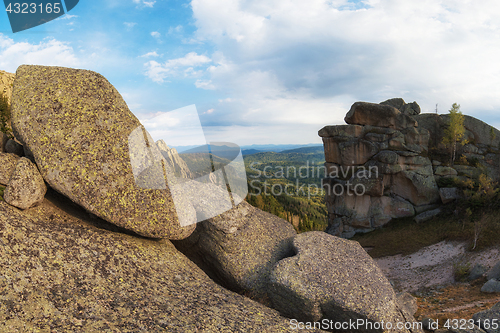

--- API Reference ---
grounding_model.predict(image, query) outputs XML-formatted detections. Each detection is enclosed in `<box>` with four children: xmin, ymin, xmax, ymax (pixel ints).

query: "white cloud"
<box><xmin>56</xmin><ymin>14</ymin><xmax>78</xmax><ymax>20</ymax></box>
<box><xmin>133</xmin><ymin>0</ymin><xmax>156</xmax><ymax>7</ymax></box>
<box><xmin>0</xmin><ymin>34</ymin><xmax>81</xmax><ymax>72</ymax></box>
<box><xmin>189</xmin><ymin>0</ymin><xmax>500</xmax><ymax>142</ymax></box>
<box><xmin>140</xmin><ymin>51</ymin><xmax>160</xmax><ymax>58</ymax></box>
<box><xmin>168</xmin><ymin>25</ymin><xmax>183</xmax><ymax>34</ymax></box>
<box><xmin>195</xmin><ymin>79</ymin><xmax>215</xmax><ymax>90</ymax></box>
<box><xmin>144</xmin><ymin>52</ymin><xmax>212</xmax><ymax>83</ymax></box>
<box><xmin>124</xmin><ymin>22</ymin><xmax>137</xmax><ymax>28</ymax></box>
<box><xmin>151</xmin><ymin>31</ymin><xmax>161</xmax><ymax>38</ymax></box>
<box><xmin>139</xmin><ymin>105</ymin><xmax>208</xmax><ymax>146</ymax></box>
<box><xmin>143</xmin><ymin>60</ymin><xmax>170</xmax><ymax>83</ymax></box>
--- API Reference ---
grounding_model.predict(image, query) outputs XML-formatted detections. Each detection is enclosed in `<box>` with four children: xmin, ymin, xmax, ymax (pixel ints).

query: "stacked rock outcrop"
<box><xmin>320</xmin><ymin>98</ymin><xmax>500</xmax><ymax>238</ymax></box>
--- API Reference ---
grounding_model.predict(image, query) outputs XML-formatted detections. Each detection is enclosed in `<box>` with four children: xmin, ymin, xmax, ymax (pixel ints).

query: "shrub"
<box><xmin>453</xmin><ymin>262</ymin><xmax>471</xmax><ymax>282</ymax></box>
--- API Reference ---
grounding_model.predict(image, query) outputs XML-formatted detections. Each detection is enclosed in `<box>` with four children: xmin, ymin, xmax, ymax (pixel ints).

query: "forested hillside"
<box><xmin>243</xmin><ymin>148</ymin><xmax>328</xmax><ymax>232</ymax></box>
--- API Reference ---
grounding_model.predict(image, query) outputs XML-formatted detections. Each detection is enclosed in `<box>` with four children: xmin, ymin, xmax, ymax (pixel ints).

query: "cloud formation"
<box><xmin>182</xmin><ymin>0</ymin><xmax>500</xmax><ymax>143</ymax></box>
<box><xmin>133</xmin><ymin>0</ymin><xmax>156</xmax><ymax>8</ymax></box>
<box><xmin>144</xmin><ymin>52</ymin><xmax>212</xmax><ymax>83</ymax></box>
<box><xmin>0</xmin><ymin>34</ymin><xmax>80</xmax><ymax>72</ymax></box>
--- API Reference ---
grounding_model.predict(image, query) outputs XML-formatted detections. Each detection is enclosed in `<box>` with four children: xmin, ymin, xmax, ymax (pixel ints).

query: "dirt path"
<box><xmin>374</xmin><ymin>241</ymin><xmax>499</xmax><ymax>292</ymax></box>
<box><xmin>373</xmin><ymin>241</ymin><xmax>500</xmax><ymax>320</ymax></box>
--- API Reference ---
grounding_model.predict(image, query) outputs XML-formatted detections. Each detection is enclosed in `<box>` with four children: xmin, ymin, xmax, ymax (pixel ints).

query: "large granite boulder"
<box><xmin>473</xmin><ymin>302</ymin><xmax>500</xmax><ymax>333</ymax></box>
<box><xmin>267</xmin><ymin>232</ymin><xmax>422</xmax><ymax>333</ymax></box>
<box><xmin>0</xmin><ymin>196</ymin><xmax>317</xmax><ymax>332</ymax></box>
<box><xmin>174</xmin><ymin>201</ymin><xmax>296</xmax><ymax>299</ymax></box>
<box><xmin>345</xmin><ymin>102</ymin><xmax>417</xmax><ymax>130</ymax></box>
<box><xmin>481</xmin><ymin>279</ymin><xmax>500</xmax><ymax>293</ymax></box>
<box><xmin>10</xmin><ymin>65</ymin><xmax>195</xmax><ymax>239</ymax></box>
<box><xmin>487</xmin><ymin>261</ymin><xmax>500</xmax><ymax>281</ymax></box>
<box><xmin>4</xmin><ymin>157</ymin><xmax>46</xmax><ymax>209</ymax></box>
<box><xmin>380</xmin><ymin>98</ymin><xmax>421</xmax><ymax>116</ymax></box>
<box><xmin>0</xmin><ymin>152</ymin><xmax>20</xmax><ymax>185</ymax></box>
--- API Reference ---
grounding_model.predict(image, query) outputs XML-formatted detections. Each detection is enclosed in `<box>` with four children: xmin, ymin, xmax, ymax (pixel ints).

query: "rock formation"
<box><xmin>156</xmin><ymin>139</ymin><xmax>193</xmax><ymax>179</ymax></box>
<box><xmin>320</xmin><ymin>98</ymin><xmax>500</xmax><ymax>238</ymax></box>
<box><xmin>3</xmin><ymin>157</ymin><xmax>47</xmax><ymax>209</ymax></box>
<box><xmin>0</xmin><ymin>68</ymin><xmax>428</xmax><ymax>331</ymax></box>
<box><xmin>267</xmin><ymin>232</ymin><xmax>421</xmax><ymax>333</ymax></box>
<box><xmin>174</xmin><ymin>201</ymin><xmax>296</xmax><ymax>299</ymax></box>
<box><xmin>10</xmin><ymin>65</ymin><xmax>196</xmax><ymax>239</ymax></box>
<box><xmin>0</xmin><ymin>193</ymin><xmax>316</xmax><ymax>332</ymax></box>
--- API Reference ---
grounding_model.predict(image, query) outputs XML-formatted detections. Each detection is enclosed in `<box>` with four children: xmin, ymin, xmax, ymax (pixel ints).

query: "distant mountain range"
<box><xmin>173</xmin><ymin>143</ymin><xmax>322</xmax><ymax>155</ymax></box>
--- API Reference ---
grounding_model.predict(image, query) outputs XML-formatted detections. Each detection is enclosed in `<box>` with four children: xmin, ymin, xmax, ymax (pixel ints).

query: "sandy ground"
<box><xmin>374</xmin><ymin>241</ymin><xmax>500</xmax><ymax>293</ymax></box>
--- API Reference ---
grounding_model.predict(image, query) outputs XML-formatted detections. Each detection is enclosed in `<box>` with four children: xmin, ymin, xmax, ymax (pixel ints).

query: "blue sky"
<box><xmin>1</xmin><ymin>0</ymin><xmax>500</xmax><ymax>146</ymax></box>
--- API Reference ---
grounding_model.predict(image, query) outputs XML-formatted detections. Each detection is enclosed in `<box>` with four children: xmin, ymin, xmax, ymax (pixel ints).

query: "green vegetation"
<box><xmin>453</xmin><ymin>262</ymin><xmax>471</xmax><ymax>282</ymax></box>
<box><xmin>244</xmin><ymin>150</ymin><xmax>328</xmax><ymax>233</ymax></box>
<box><xmin>442</xmin><ymin>103</ymin><xmax>467</xmax><ymax>165</ymax></box>
<box><xmin>0</xmin><ymin>91</ymin><xmax>12</xmax><ymax>138</ymax></box>
<box><xmin>0</xmin><ymin>185</ymin><xmax>5</xmax><ymax>201</ymax></box>
<box><xmin>354</xmin><ymin>178</ymin><xmax>500</xmax><ymax>258</ymax></box>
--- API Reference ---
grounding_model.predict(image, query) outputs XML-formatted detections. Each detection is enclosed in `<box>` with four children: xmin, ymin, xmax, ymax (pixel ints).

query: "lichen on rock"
<box><xmin>10</xmin><ymin>65</ymin><xmax>195</xmax><ymax>239</ymax></box>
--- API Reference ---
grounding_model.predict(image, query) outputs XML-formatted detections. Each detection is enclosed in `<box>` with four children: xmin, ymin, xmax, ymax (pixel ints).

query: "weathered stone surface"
<box><xmin>4</xmin><ymin>138</ymin><xmax>24</xmax><ymax>156</ymax></box>
<box><xmin>481</xmin><ymin>279</ymin><xmax>500</xmax><ymax>293</ymax></box>
<box><xmin>396</xmin><ymin>292</ymin><xmax>418</xmax><ymax>316</ymax></box>
<box><xmin>454</xmin><ymin>165</ymin><xmax>483</xmax><ymax>179</ymax></box>
<box><xmin>375</xmin><ymin>151</ymin><xmax>399</xmax><ymax>164</ymax></box>
<box><xmin>345</xmin><ymin>102</ymin><xmax>417</xmax><ymax>130</ymax></box>
<box><xmin>388</xmin><ymin>171</ymin><xmax>440</xmax><ymax>206</ymax></box>
<box><xmin>380</xmin><ymin>98</ymin><xmax>406</xmax><ymax>110</ymax></box>
<box><xmin>328</xmin><ymin>194</ymin><xmax>372</xmax><ymax>228</ymax></box>
<box><xmin>439</xmin><ymin>187</ymin><xmax>461</xmax><ymax>204</ymax></box>
<box><xmin>469</xmin><ymin>263</ymin><xmax>488</xmax><ymax>281</ymax></box>
<box><xmin>11</xmin><ymin>65</ymin><xmax>195</xmax><ymax>239</ymax></box>
<box><xmin>0</xmin><ymin>197</ymin><xmax>311</xmax><ymax>332</ymax></box>
<box><xmin>174</xmin><ymin>201</ymin><xmax>296</xmax><ymax>299</ymax></box>
<box><xmin>414</xmin><ymin>203</ymin><xmax>440</xmax><ymax>214</ymax></box>
<box><xmin>435</xmin><ymin>166</ymin><xmax>458</xmax><ymax>176</ymax></box>
<box><xmin>156</xmin><ymin>140</ymin><xmax>193</xmax><ymax>179</ymax></box>
<box><xmin>4</xmin><ymin>157</ymin><xmax>46</xmax><ymax>209</ymax></box>
<box><xmin>487</xmin><ymin>261</ymin><xmax>500</xmax><ymax>281</ymax></box>
<box><xmin>318</xmin><ymin>124</ymin><xmax>364</xmax><ymax>138</ymax></box>
<box><xmin>448</xmin><ymin>326</ymin><xmax>487</xmax><ymax>333</ymax></box>
<box><xmin>473</xmin><ymin>302</ymin><xmax>500</xmax><ymax>333</ymax></box>
<box><xmin>268</xmin><ymin>232</ymin><xmax>422</xmax><ymax>333</ymax></box>
<box><xmin>380</xmin><ymin>98</ymin><xmax>421</xmax><ymax>116</ymax></box>
<box><xmin>421</xmin><ymin>318</ymin><xmax>439</xmax><ymax>331</ymax></box>
<box><xmin>414</xmin><ymin>208</ymin><xmax>441</xmax><ymax>223</ymax></box>
<box><xmin>462</xmin><ymin>115</ymin><xmax>500</xmax><ymax>147</ymax></box>
<box><xmin>0</xmin><ymin>152</ymin><xmax>19</xmax><ymax>185</ymax></box>
<box><xmin>402</xmin><ymin>127</ymin><xmax>429</xmax><ymax>149</ymax></box>
<box><xmin>324</xmin><ymin>138</ymin><xmax>378</xmax><ymax>165</ymax></box>
<box><xmin>371</xmin><ymin>196</ymin><xmax>415</xmax><ymax>226</ymax></box>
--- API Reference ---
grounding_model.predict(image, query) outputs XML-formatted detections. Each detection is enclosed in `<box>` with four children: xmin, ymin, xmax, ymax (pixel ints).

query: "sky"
<box><xmin>1</xmin><ymin>0</ymin><xmax>500</xmax><ymax>147</ymax></box>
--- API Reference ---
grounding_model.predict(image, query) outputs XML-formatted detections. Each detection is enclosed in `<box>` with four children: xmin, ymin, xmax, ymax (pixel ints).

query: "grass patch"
<box><xmin>0</xmin><ymin>185</ymin><xmax>5</xmax><ymax>201</ymax></box>
<box><xmin>352</xmin><ymin>208</ymin><xmax>500</xmax><ymax>258</ymax></box>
